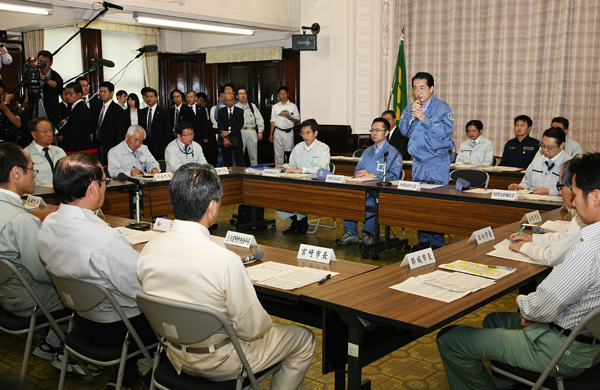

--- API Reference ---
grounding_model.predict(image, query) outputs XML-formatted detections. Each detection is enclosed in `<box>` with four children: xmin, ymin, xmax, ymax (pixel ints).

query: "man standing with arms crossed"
<box><xmin>236</xmin><ymin>87</ymin><xmax>264</xmax><ymax>166</ymax></box>
<box><xmin>270</xmin><ymin>86</ymin><xmax>300</xmax><ymax>165</ymax></box>
<box><xmin>398</xmin><ymin>72</ymin><xmax>454</xmax><ymax>251</ymax></box>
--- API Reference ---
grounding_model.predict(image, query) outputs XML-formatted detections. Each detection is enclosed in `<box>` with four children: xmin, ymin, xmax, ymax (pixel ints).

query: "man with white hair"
<box><xmin>107</xmin><ymin>125</ymin><xmax>160</xmax><ymax>178</ymax></box>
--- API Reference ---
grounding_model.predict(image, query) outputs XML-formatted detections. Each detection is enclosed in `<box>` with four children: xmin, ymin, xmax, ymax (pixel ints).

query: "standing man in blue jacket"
<box><xmin>399</xmin><ymin>72</ymin><xmax>454</xmax><ymax>251</ymax></box>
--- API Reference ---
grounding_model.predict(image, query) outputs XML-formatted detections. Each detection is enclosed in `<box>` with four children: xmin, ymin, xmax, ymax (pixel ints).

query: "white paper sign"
<box><xmin>468</xmin><ymin>226</ymin><xmax>495</xmax><ymax>244</ymax></box>
<box><xmin>153</xmin><ymin>172</ymin><xmax>173</xmax><ymax>182</ymax></box>
<box><xmin>491</xmin><ymin>189</ymin><xmax>518</xmax><ymax>201</ymax></box>
<box><xmin>153</xmin><ymin>218</ymin><xmax>173</xmax><ymax>232</ymax></box>
<box><xmin>262</xmin><ymin>169</ymin><xmax>281</xmax><ymax>177</ymax></box>
<box><xmin>297</xmin><ymin>244</ymin><xmax>337</xmax><ymax>264</ymax></box>
<box><xmin>520</xmin><ymin>210</ymin><xmax>542</xmax><ymax>224</ymax></box>
<box><xmin>224</xmin><ymin>231</ymin><xmax>257</xmax><ymax>248</ymax></box>
<box><xmin>400</xmin><ymin>247</ymin><xmax>436</xmax><ymax>269</ymax></box>
<box><xmin>24</xmin><ymin>195</ymin><xmax>47</xmax><ymax>209</ymax></box>
<box><xmin>215</xmin><ymin>167</ymin><xmax>229</xmax><ymax>175</ymax></box>
<box><xmin>397</xmin><ymin>181</ymin><xmax>421</xmax><ymax>191</ymax></box>
<box><xmin>325</xmin><ymin>174</ymin><xmax>346</xmax><ymax>184</ymax></box>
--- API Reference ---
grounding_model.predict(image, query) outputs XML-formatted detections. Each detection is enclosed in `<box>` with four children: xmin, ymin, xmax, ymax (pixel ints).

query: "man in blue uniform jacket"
<box><xmin>336</xmin><ymin>117</ymin><xmax>402</xmax><ymax>246</ymax></box>
<box><xmin>398</xmin><ymin>72</ymin><xmax>454</xmax><ymax>251</ymax></box>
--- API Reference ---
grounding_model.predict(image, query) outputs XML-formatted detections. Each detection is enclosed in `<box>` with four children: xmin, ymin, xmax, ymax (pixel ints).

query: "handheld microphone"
<box><xmin>136</xmin><ymin>45</ymin><xmax>158</xmax><ymax>54</ymax></box>
<box><xmin>103</xmin><ymin>2</ymin><xmax>124</xmax><ymax>10</ymax></box>
<box><xmin>116</xmin><ymin>172</ymin><xmax>141</xmax><ymax>185</ymax></box>
<box><xmin>91</xmin><ymin>58</ymin><xmax>115</xmax><ymax>68</ymax></box>
<box><xmin>241</xmin><ymin>250</ymin><xmax>264</xmax><ymax>264</ymax></box>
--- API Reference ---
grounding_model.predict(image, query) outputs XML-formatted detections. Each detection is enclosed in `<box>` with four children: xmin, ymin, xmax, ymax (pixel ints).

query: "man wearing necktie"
<box><xmin>169</xmin><ymin>89</ymin><xmax>195</xmax><ymax>137</ymax></box>
<box><xmin>456</xmin><ymin>120</ymin><xmax>495</xmax><ymax>165</ymax></box>
<box><xmin>24</xmin><ymin>118</ymin><xmax>66</xmax><ymax>185</ymax></box>
<box><xmin>165</xmin><ymin>121</ymin><xmax>207</xmax><ymax>172</ymax></box>
<box><xmin>91</xmin><ymin>81</ymin><xmax>128</xmax><ymax>165</ymax></box>
<box><xmin>138</xmin><ymin>88</ymin><xmax>170</xmax><ymax>161</ymax></box>
<box><xmin>509</xmin><ymin>127</ymin><xmax>572</xmax><ymax>195</ymax></box>
<box><xmin>217</xmin><ymin>92</ymin><xmax>245</xmax><ymax>166</ymax></box>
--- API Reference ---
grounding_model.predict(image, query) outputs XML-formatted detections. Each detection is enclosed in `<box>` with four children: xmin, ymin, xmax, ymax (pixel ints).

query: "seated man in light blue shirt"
<box><xmin>547</xmin><ymin>117</ymin><xmax>583</xmax><ymax>158</ymax></box>
<box><xmin>276</xmin><ymin>119</ymin><xmax>330</xmax><ymax>235</ymax></box>
<box><xmin>336</xmin><ymin>118</ymin><xmax>402</xmax><ymax>246</ymax></box>
<box><xmin>455</xmin><ymin>120</ymin><xmax>494</xmax><ymax>165</ymax></box>
<box><xmin>107</xmin><ymin>125</ymin><xmax>160</xmax><ymax>178</ymax></box>
<box><xmin>165</xmin><ymin>121</ymin><xmax>207</xmax><ymax>173</ymax></box>
<box><xmin>24</xmin><ymin>118</ymin><xmax>67</xmax><ymax>185</ymax></box>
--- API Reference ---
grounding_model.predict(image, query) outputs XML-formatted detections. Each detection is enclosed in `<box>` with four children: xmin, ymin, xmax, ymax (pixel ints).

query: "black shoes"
<box><xmin>282</xmin><ymin>216</ymin><xmax>309</xmax><ymax>235</ymax></box>
<box><xmin>283</xmin><ymin>216</ymin><xmax>299</xmax><ymax>234</ymax></box>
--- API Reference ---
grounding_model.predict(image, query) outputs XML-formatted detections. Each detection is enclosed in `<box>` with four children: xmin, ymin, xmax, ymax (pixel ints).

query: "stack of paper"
<box><xmin>389</xmin><ymin>270</ymin><xmax>495</xmax><ymax>303</ymax></box>
<box><xmin>439</xmin><ymin>260</ymin><xmax>516</xmax><ymax>279</ymax></box>
<box><xmin>246</xmin><ymin>262</ymin><xmax>338</xmax><ymax>290</ymax></box>
<box><xmin>517</xmin><ymin>193</ymin><xmax>563</xmax><ymax>202</ymax></box>
<box><xmin>540</xmin><ymin>220</ymin><xmax>571</xmax><ymax>232</ymax></box>
<box><xmin>281</xmin><ymin>173</ymin><xmax>310</xmax><ymax>178</ymax></box>
<box><xmin>115</xmin><ymin>227</ymin><xmax>163</xmax><ymax>244</ymax></box>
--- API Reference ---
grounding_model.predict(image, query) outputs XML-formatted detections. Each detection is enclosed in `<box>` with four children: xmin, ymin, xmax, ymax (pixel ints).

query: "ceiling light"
<box><xmin>0</xmin><ymin>0</ymin><xmax>53</xmax><ymax>15</ymax></box>
<box><xmin>133</xmin><ymin>12</ymin><xmax>255</xmax><ymax>36</ymax></box>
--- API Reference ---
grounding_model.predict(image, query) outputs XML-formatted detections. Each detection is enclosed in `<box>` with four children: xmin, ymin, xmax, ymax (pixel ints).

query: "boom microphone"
<box><xmin>103</xmin><ymin>2</ymin><xmax>124</xmax><ymax>10</ymax></box>
<box><xmin>91</xmin><ymin>58</ymin><xmax>115</xmax><ymax>68</ymax></box>
<box><xmin>241</xmin><ymin>250</ymin><xmax>264</xmax><ymax>264</ymax></box>
<box><xmin>137</xmin><ymin>45</ymin><xmax>158</xmax><ymax>54</ymax></box>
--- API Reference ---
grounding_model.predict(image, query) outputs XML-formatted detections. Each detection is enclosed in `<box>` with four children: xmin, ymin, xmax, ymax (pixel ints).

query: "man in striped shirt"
<box><xmin>436</xmin><ymin>152</ymin><xmax>600</xmax><ymax>390</ymax></box>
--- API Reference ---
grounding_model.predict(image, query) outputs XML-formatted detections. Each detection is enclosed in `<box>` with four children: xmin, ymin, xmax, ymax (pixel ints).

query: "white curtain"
<box><xmin>206</xmin><ymin>47</ymin><xmax>283</xmax><ymax>64</ymax></box>
<box><xmin>140</xmin><ymin>34</ymin><xmax>159</xmax><ymax>91</ymax></box>
<box><xmin>23</xmin><ymin>30</ymin><xmax>43</xmax><ymax>60</ymax></box>
<box><xmin>395</xmin><ymin>0</ymin><xmax>600</xmax><ymax>155</ymax></box>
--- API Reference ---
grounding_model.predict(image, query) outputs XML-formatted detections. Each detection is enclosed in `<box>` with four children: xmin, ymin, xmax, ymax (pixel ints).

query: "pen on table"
<box><xmin>318</xmin><ymin>274</ymin><xmax>331</xmax><ymax>284</ymax></box>
<box><xmin>487</xmin><ymin>265</ymin><xmax>516</xmax><ymax>271</ymax></box>
<box><xmin>511</xmin><ymin>226</ymin><xmax>526</xmax><ymax>244</ymax></box>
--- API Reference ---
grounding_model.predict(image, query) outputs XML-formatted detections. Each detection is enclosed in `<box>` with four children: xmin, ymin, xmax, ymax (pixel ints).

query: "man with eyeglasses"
<box><xmin>236</xmin><ymin>87</ymin><xmax>265</xmax><ymax>166</ymax></box>
<box><xmin>107</xmin><ymin>125</ymin><xmax>160</xmax><ymax>178</ymax></box>
<box><xmin>165</xmin><ymin>121</ymin><xmax>207</xmax><ymax>173</ymax></box>
<box><xmin>275</xmin><ymin>119</ymin><xmax>330</xmax><ymax>235</ymax></box>
<box><xmin>336</xmin><ymin>118</ymin><xmax>402</xmax><ymax>246</ymax></box>
<box><xmin>509</xmin><ymin>127</ymin><xmax>571</xmax><ymax>195</ymax></box>
<box><xmin>24</xmin><ymin>118</ymin><xmax>66</xmax><ymax>185</ymax></box>
<box><xmin>38</xmin><ymin>153</ymin><xmax>156</xmax><ymax>387</ymax></box>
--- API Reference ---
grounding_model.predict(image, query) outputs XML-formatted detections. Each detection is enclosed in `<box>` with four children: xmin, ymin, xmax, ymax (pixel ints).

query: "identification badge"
<box><xmin>377</xmin><ymin>163</ymin><xmax>384</xmax><ymax>172</ymax></box>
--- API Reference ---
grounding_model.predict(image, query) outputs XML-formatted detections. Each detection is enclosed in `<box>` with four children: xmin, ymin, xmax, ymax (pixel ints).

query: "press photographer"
<box><xmin>23</xmin><ymin>50</ymin><xmax>63</xmax><ymax>128</ymax></box>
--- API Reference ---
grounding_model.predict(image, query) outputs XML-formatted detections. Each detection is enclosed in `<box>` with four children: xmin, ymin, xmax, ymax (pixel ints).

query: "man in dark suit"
<box><xmin>169</xmin><ymin>89</ymin><xmax>195</xmax><ymax>135</ymax></box>
<box><xmin>59</xmin><ymin>82</ymin><xmax>92</xmax><ymax>152</ymax></box>
<box><xmin>217</xmin><ymin>92</ymin><xmax>245</xmax><ymax>166</ymax></box>
<box><xmin>91</xmin><ymin>81</ymin><xmax>127</xmax><ymax>165</ymax></box>
<box><xmin>382</xmin><ymin>109</ymin><xmax>411</xmax><ymax>161</ymax></box>
<box><xmin>138</xmin><ymin>88</ymin><xmax>170</xmax><ymax>161</ymax></box>
<box><xmin>185</xmin><ymin>90</ymin><xmax>208</xmax><ymax>145</ymax></box>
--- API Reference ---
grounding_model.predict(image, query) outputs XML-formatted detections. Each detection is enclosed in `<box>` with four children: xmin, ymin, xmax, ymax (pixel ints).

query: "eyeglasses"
<box><xmin>539</xmin><ymin>142</ymin><xmax>558</xmax><ymax>151</ymax></box>
<box><xmin>556</xmin><ymin>182</ymin><xmax>566</xmax><ymax>192</ymax></box>
<box><xmin>299</xmin><ymin>131</ymin><xmax>313</xmax><ymax>136</ymax></box>
<box><xmin>369</xmin><ymin>128</ymin><xmax>386</xmax><ymax>133</ymax></box>
<box><xmin>21</xmin><ymin>166</ymin><xmax>39</xmax><ymax>175</ymax></box>
<box><xmin>180</xmin><ymin>132</ymin><xmax>195</xmax><ymax>138</ymax></box>
<box><xmin>96</xmin><ymin>178</ymin><xmax>111</xmax><ymax>186</ymax></box>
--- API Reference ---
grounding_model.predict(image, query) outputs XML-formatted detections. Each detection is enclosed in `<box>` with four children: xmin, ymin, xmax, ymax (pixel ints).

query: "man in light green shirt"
<box><xmin>235</xmin><ymin>87</ymin><xmax>264</xmax><ymax>166</ymax></box>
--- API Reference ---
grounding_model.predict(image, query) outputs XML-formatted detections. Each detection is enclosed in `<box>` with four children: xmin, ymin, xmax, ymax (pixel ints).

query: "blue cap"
<box><xmin>317</xmin><ymin>168</ymin><xmax>333</xmax><ymax>179</ymax></box>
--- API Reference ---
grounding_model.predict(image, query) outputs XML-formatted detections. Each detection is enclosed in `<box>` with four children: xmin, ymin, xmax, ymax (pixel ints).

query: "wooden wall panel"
<box><xmin>80</xmin><ymin>29</ymin><xmax>103</xmax><ymax>93</ymax></box>
<box><xmin>1</xmin><ymin>41</ymin><xmax>24</xmax><ymax>102</ymax></box>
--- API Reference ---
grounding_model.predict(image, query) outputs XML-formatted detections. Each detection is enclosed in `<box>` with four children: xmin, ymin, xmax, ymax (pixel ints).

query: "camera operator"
<box><xmin>23</xmin><ymin>50</ymin><xmax>63</xmax><ymax>128</ymax></box>
<box><xmin>0</xmin><ymin>80</ymin><xmax>26</xmax><ymax>145</ymax></box>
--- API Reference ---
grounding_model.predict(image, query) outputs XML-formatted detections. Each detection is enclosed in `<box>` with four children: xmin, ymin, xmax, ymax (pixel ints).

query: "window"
<box><xmin>101</xmin><ymin>30</ymin><xmax>145</xmax><ymax>103</ymax></box>
<box><xmin>43</xmin><ymin>27</ymin><xmax>83</xmax><ymax>84</ymax></box>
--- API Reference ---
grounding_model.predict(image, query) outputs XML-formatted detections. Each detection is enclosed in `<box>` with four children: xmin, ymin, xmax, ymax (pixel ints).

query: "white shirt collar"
<box><xmin>549</xmin><ymin>150</ymin><xmax>565</xmax><ymax>163</ymax></box>
<box><xmin>102</xmin><ymin>100</ymin><xmax>111</xmax><ymax>108</ymax></box>
<box><xmin>0</xmin><ymin>188</ymin><xmax>22</xmax><ymax>203</ymax></box>
<box><xmin>33</xmin><ymin>141</ymin><xmax>47</xmax><ymax>153</ymax></box>
<box><xmin>304</xmin><ymin>140</ymin><xmax>316</xmax><ymax>152</ymax></box>
<box><xmin>71</xmin><ymin>99</ymin><xmax>83</xmax><ymax>108</ymax></box>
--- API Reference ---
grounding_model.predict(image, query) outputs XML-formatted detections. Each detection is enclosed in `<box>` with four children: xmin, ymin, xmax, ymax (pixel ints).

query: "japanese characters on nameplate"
<box><xmin>325</xmin><ymin>174</ymin><xmax>346</xmax><ymax>184</ymax></box>
<box><xmin>297</xmin><ymin>244</ymin><xmax>337</xmax><ymax>264</ymax></box>
<box><xmin>262</xmin><ymin>169</ymin><xmax>281</xmax><ymax>177</ymax></box>
<box><xmin>24</xmin><ymin>195</ymin><xmax>46</xmax><ymax>209</ymax></box>
<box><xmin>224</xmin><ymin>231</ymin><xmax>257</xmax><ymax>248</ymax></box>
<box><xmin>215</xmin><ymin>167</ymin><xmax>229</xmax><ymax>175</ymax></box>
<box><xmin>468</xmin><ymin>226</ymin><xmax>495</xmax><ymax>245</ymax></box>
<box><xmin>153</xmin><ymin>217</ymin><xmax>173</xmax><ymax>232</ymax></box>
<box><xmin>153</xmin><ymin>172</ymin><xmax>173</xmax><ymax>182</ymax></box>
<box><xmin>520</xmin><ymin>210</ymin><xmax>542</xmax><ymax>225</ymax></box>
<box><xmin>400</xmin><ymin>247</ymin><xmax>436</xmax><ymax>269</ymax></box>
<box><xmin>397</xmin><ymin>181</ymin><xmax>421</xmax><ymax>191</ymax></box>
<box><xmin>491</xmin><ymin>189</ymin><xmax>518</xmax><ymax>201</ymax></box>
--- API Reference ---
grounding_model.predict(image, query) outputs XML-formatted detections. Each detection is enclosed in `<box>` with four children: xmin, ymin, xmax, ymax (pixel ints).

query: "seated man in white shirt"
<box><xmin>38</xmin><ymin>153</ymin><xmax>156</xmax><ymax>388</ymax></box>
<box><xmin>165</xmin><ymin>121</ymin><xmax>207</xmax><ymax>173</ymax></box>
<box><xmin>508</xmin><ymin>160</ymin><xmax>586</xmax><ymax>266</ymax></box>
<box><xmin>138</xmin><ymin>164</ymin><xmax>316</xmax><ymax>389</ymax></box>
<box><xmin>24</xmin><ymin>118</ymin><xmax>67</xmax><ymax>185</ymax></box>
<box><xmin>107</xmin><ymin>125</ymin><xmax>160</xmax><ymax>178</ymax></box>
<box><xmin>509</xmin><ymin>127</ymin><xmax>571</xmax><ymax>195</ymax></box>
<box><xmin>275</xmin><ymin>119</ymin><xmax>331</xmax><ymax>235</ymax></box>
<box><xmin>455</xmin><ymin>120</ymin><xmax>494</xmax><ymax>166</ymax></box>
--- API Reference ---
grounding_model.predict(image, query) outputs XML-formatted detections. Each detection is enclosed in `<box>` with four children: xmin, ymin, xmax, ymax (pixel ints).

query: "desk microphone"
<box><xmin>116</xmin><ymin>172</ymin><xmax>141</xmax><ymax>185</ymax></box>
<box><xmin>241</xmin><ymin>250</ymin><xmax>264</xmax><ymax>264</ymax></box>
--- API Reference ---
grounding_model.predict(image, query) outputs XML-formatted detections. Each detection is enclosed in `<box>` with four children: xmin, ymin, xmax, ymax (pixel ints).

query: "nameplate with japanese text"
<box><xmin>325</xmin><ymin>174</ymin><xmax>346</xmax><ymax>184</ymax></box>
<box><xmin>24</xmin><ymin>195</ymin><xmax>47</xmax><ymax>209</ymax></box>
<box><xmin>215</xmin><ymin>167</ymin><xmax>230</xmax><ymax>175</ymax></box>
<box><xmin>297</xmin><ymin>244</ymin><xmax>336</xmax><ymax>264</ymax></box>
<box><xmin>491</xmin><ymin>189</ymin><xmax>518</xmax><ymax>201</ymax></box>
<box><xmin>468</xmin><ymin>226</ymin><xmax>495</xmax><ymax>245</ymax></box>
<box><xmin>153</xmin><ymin>218</ymin><xmax>173</xmax><ymax>232</ymax></box>
<box><xmin>153</xmin><ymin>172</ymin><xmax>173</xmax><ymax>182</ymax></box>
<box><xmin>401</xmin><ymin>247</ymin><xmax>436</xmax><ymax>269</ymax></box>
<box><xmin>397</xmin><ymin>181</ymin><xmax>421</xmax><ymax>191</ymax></box>
<box><xmin>262</xmin><ymin>169</ymin><xmax>281</xmax><ymax>177</ymax></box>
<box><xmin>224</xmin><ymin>231</ymin><xmax>257</xmax><ymax>248</ymax></box>
<box><xmin>520</xmin><ymin>210</ymin><xmax>542</xmax><ymax>225</ymax></box>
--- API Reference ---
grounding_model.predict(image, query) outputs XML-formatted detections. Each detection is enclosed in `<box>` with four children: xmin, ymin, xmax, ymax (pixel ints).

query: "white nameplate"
<box><xmin>521</xmin><ymin>210</ymin><xmax>542</xmax><ymax>225</ymax></box>
<box><xmin>215</xmin><ymin>167</ymin><xmax>229</xmax><ymax>175</ymax></box>
<box><xmin>468</xmin><ymin>226</ymin><xmax>495</xmax><ymax>245</ymax></box>
<box><xmin>297</xmin><ymin>244</ymin><xmax>337</xmax><ymax>264</ymax></box>
<box><xmin>401</xmin><ymin>247</ymin><xmax>435</xmax><ymax>269</ymax></box>
<box><xmin>153</xmin><ymin>218</ymin><xmax>173</xmax><ymax>232</ymax></box>
<box><xmin>153</xmin><ymin>172</ymin><xmax>173</xmax><ymax>182</ymax></box>
<box><xmin>491</xmin><ymin>189</ymin><xmax>518</xmax><ymax>201</ymax></box>
<box><xmin>325</xmin><ymin>174</ymin><xmax>346</xmax><ymax>184</ymax></box>
<box><xmin>262</xmin><ymin>169</ymin><xmax>281</xmax><ymax>177</ymax></box>
<box><xmin>224</xmin><ymin>231</ymin><xmax>257</xmax><ymax>248</ymax></box>
<box><xmin>397</xmin><ymin>181</ymin><xmax>421</xmax><ymax>191</ymax></box>
<box><xmin>24</xmin><ymin>195</ymin><xmax>47</xmax><ymax>209</ymax></box>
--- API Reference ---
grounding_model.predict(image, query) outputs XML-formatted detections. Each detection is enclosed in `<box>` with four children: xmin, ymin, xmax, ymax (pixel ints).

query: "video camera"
<box><xmin>24</xmin><ymin>57</ymin><xmax>46</xmax><ymax>95</ymax></box>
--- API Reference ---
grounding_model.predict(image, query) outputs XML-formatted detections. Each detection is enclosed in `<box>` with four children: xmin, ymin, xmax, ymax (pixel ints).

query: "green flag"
<box><xmin>392</xmin><ymin>32</ymin><xmax>408</xmax><ymax>120</ymax></box>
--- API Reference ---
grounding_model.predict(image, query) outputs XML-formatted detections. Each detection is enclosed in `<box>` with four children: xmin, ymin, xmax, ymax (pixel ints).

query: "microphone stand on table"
<box><xmin>117</xmin><ymin>173</ymin><xmax>151</xmax><ymax>230</ymax></box>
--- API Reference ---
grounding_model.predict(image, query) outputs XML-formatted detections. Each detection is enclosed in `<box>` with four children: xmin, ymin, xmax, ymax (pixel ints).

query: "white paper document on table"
<box><xmin>463</xmin><ymin>188</ymin><xmax>492</xmax><ymax>194</ymax></box>
<box><xmin>115</xmin><ymin>227</ymin><xmax>163</xmax><ymax>244</ymax></box>
<box><xmin>487</xmin><ymin>246</ymin><xmax>537</xmax><ymax>264</ymax></box>
<box><xmin>517</xmin><ymin>193</ymin><xmax>563</xmax><ymax>202</ymax></box>
<box><xmin>540</xmin><ymin>220</ymin><xmax>571</xmax><ymax>232</ymax></box>
<box><xmin>246</xmin><ymin>261</ymin><xmax>338</xmax><ymax>290</ymax></box>
<box><xmin>281</xmin><ymin>173</ymin><xmax>311</xmax><ymax>178</ymax></box>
